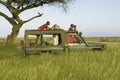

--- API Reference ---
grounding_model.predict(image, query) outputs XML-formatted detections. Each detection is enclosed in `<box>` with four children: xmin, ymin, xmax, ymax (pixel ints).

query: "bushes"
<box><xmin>99</xmin><ymin>37</ymin><xmax>109</xmax><ymax>42</ymax></box>
<box><xmin>99</xmin><ymin>37</ymin><xmax>120</xmax><ymax>42</ymax></box>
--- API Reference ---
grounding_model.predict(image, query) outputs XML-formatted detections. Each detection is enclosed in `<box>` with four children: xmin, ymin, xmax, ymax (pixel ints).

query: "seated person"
<box><xmin>68</xmin><ymin>35</ymin><xmax>75</xmax><ymax>43</ymax></box>
<box><xmin>68</xmin><ymin>35</ymin><xmax>81</xmax><ymax>43</ymax></box>
<box><xmin>51</xmin><ymin>24</ymin><xmax>60</xmax><ymax>30</ymax></box>
<box><xmin>51</xmin><ymin>24</ymin><xmax>60</xmax><ymax>45</ymax></box>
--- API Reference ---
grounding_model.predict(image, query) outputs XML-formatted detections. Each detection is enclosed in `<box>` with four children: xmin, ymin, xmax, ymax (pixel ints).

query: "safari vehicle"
<box><xmin>18</xmin><ymin>29</ymin><xmax>105</xmax><ymax>55</ymax></box>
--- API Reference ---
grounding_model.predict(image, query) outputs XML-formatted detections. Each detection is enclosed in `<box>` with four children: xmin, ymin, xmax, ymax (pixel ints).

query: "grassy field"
<box><xmin>0</xmin><ymin>37</ymin><xmax>120</xmax><ymax>80</ymax></box>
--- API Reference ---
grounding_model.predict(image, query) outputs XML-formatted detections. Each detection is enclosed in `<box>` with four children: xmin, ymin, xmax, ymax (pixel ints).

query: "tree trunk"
<box><xmin>6</xmin><ymin>25</ymin><xmax>21</xmax><ymax>45</ymax></box>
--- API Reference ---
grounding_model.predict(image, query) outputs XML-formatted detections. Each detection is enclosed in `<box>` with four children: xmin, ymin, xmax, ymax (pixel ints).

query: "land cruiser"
<box><xmin>18</xmin><ymin>29</ymin><xmax>105</xmax><ymax>55</ymax></box>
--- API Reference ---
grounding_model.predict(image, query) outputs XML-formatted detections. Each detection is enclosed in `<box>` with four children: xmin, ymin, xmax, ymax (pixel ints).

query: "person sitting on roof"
<box><xmin>68</xmin><ymin>35</ymin><xmax>75</xmax><ymax>43</ymax></box>
<box><xmin>51</xmin><ymin>24</ymin><xmax>60</xmax><ymax>30</ymax></box>
<box><xmin>51</xmin><ymin>24</ymin><xmax>60</xmax><ymax>45</ymax></box>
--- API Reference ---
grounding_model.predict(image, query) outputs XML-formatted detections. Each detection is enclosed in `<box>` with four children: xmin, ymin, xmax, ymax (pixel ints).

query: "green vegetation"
<box><xmin>0</xmin><ymin>37</ymin><xmax>120</xmax><ymax>80</ymax></box>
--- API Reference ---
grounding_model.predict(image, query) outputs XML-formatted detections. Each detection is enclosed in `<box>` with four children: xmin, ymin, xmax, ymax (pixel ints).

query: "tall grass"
<box><xmin>0</xmin><ymin>37</ymin><xmax>120</xmax><ymax>80</ymax></box>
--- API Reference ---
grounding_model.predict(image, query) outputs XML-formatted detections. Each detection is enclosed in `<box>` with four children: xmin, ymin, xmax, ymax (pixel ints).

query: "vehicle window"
<box><xmin>27</xmin><ymin>34</ymin><xmax>61</xmax><ymax>46</ymax></box>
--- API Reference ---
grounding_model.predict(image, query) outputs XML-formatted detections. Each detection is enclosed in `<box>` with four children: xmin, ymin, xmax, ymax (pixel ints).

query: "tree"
<box><xmin>0</xmin><ymin>0</ymin><xmax>73</xmax><ymax>45</ymax></box>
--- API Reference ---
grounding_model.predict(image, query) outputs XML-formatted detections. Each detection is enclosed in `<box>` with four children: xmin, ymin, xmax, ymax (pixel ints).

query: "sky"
<box><xmin>0</xmin><ymin>0</ymin><xmax>120</xmax><ymax>37</ymax></box>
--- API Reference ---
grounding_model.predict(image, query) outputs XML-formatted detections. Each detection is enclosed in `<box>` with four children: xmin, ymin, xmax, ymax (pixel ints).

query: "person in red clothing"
<box><xmin>68</xmin><ymin>24</ymin><xmax>77</xmax><ymax>43</ymax></box>
<box><xmin>68</xmin><ymin>35</ymin><xmax>75</xmax><ymax>43</ymax></box>
<box><xmin>38</xmin><ymin>21</ymin><xmax>50</xmax><ymax>30</ymax></box>
<box><xmin>35</xmin><ymin>21</ymin><xmax>50</xmax><ymax>44</ymax></box>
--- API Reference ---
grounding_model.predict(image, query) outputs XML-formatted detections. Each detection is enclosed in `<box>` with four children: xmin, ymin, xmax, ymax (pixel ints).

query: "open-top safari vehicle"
<box><xmin>18</xmin><ymin>29</ymin><xmax>105</xmax><ymax>55</ymax></box>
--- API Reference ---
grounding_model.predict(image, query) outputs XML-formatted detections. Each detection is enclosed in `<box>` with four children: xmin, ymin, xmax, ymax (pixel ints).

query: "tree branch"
<box><xmin>7</xmin><ymin>0</ymin><xmax>14</xmax><ymax>5</ymax></box>
<box><xmin>19</xmin><ymin>3</ymin><xmax>42</xmax><ymax>14</ymax></box>
<box><xmin>23</xmin><ymin>12</ymin><xmax>43</xmax><ymax>23</ymax></box>
<box><xmin>0</xmin><ymin>0</ymin><xmax>7</xmax><ymax>6</ymax></box>
<box><xmin>17</xmin><ymin>0</ymin><xmax>26</xmax><ymax>9</ymax></box>
<box><xmin>19</xmin><ymin>0</ymin><xmax>57</xmax><ymax>14</ymax></box>
<box><xmin>0</xmin><ymin>11</ymin><xmax>17</xmax><ymax>25</ymax></box>
<box><xmin>6</xmin><ymin>0</ymin><xmax>67</xmax><ymax>15</ymax></box>
<box><xmin>0</xmin><ymin>0</ymin><xmax>19</xmax><ymax>17</ymax></box>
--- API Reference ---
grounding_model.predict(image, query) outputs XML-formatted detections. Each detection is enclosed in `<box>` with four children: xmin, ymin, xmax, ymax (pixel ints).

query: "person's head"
<box><xmin>79</xmin><ymin>32</ymin><xmax>82</xmax><ymax>36</ymax></box>
<box><xmin>46</xmin><ymin>21</ymin><xmax>50</xmax><ymax>25</ymax></box>
<box><xmin>70</xmin><ymin>24</ymin><xmax>74</xmax><ymax>27</ymax></box>
<box><xmin>74</xmin><ymin>25</ymin><xmax>76</xmax><ymax>27</ymax></box>
<box><xmin>51</xmin><ymin>24</ymin><xmax>60</xmax><ymax>30</ymax></box>
<box><xmin>52</xmin><ymin>24</ymin><xmax>60</xmax><ymax>30</ymax></box>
